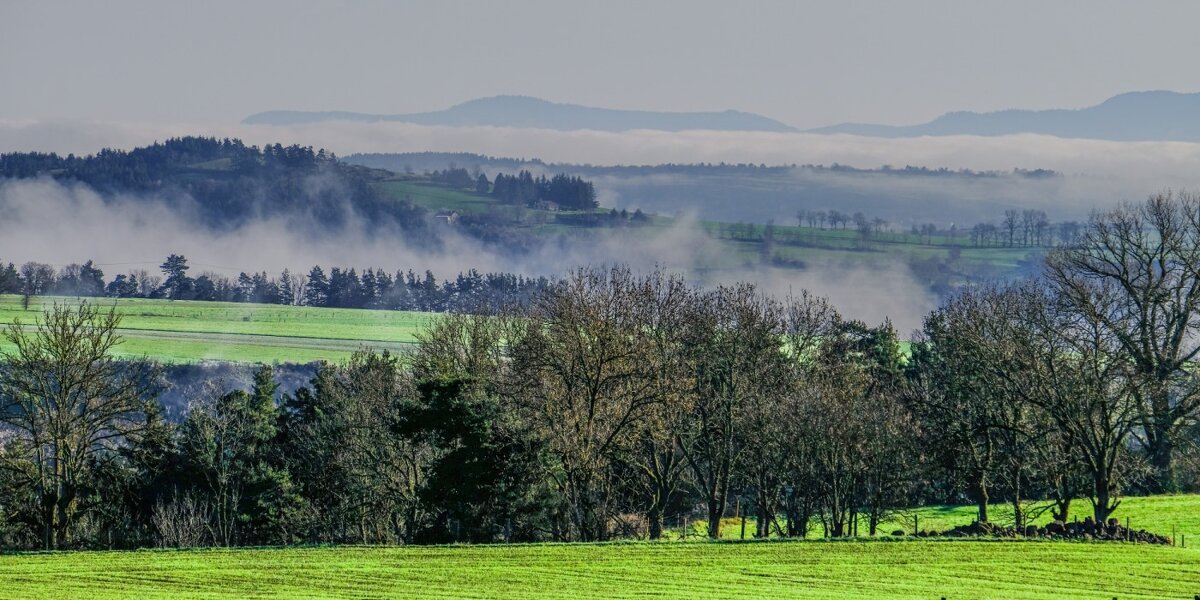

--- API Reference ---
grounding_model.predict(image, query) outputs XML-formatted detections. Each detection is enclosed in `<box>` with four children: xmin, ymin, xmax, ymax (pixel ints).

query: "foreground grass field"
<box><xmin>1</xmin><ymin>540</ymin><xmax>1197</xmax><ymax>599</ymax></box>
<box><xmin>0</xmin><ymin>295</ymin><xmax>436</xmax><ymax>364</ymax></box>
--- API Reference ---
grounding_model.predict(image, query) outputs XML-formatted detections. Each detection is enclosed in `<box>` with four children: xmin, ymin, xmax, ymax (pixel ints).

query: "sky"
<box><xmin>4</xmin><ymin>0</ymin><xmax>1200</xmax><ymax>129</ymax></box>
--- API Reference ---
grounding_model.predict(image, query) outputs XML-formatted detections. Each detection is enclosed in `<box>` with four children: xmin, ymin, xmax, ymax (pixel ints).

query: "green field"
<box><xmin>0</xmin><ymin>295</ymin><xmax>435</xmax><ymax>364</ymax></box>
<box><xmin>0</xmin><ymin>540</ymin><xmax>1197</xmax><ymax>599</ymax></box>
<box><xmin>690</xmin><ymin>494</ymin><xmax>1200</xmax><ymax>543</ymax></box>
<box><xmin>378</xmin><ymin>179</ymin><xmax>503</xmax><ymax>214</ymax></box>
<box><xmin>2</xmin><ymin>495</ymin><xmax>1196</xmax><ymax>599</ymax></box>
<box><xmin>897</xmin><ymin>494</ymin><xmax>1200</xmax><ymax>539</ymax></box>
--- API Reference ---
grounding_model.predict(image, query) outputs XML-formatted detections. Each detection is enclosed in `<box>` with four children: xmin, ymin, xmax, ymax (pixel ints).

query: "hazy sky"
<box><xmin>4</xmin><ymin>0</ymin><xmax>1200</xmax><ymax>129</ymax></box>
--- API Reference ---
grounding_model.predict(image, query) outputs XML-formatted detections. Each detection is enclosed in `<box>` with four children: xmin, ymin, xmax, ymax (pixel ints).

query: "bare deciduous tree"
<box><xmin>508</xmin><ymin>266</ymin><xmax>664</xmax><ymax>541</ymax></box>
<box><xmin>0</xmin><ymin>302</ymin><xmax>158</xmax><ymax>549</ymax></box>
<box><xmin>1046</xmin><ymin>192</ymin><xmax>1200</xmax><ymax>491</ymax></box>
<box><xmin>677</xmin><ymin>283</ymin><xmax>784</xmax><ymax>539</ymax></box>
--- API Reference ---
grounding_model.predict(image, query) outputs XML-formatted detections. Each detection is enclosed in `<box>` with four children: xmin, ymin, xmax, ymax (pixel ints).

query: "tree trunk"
<box><xmin>786</xmin><ymin>494</ymin><xmax>810</xmax><ymax>539</ymax></box>
<box><xmin>1149</xmin><ymin>432</ymin><xmax>1176</xmax><ymax>493</ymax></box>
<box><xmin>1051</xmin><ymin>497</ymin><xmax>1071</xmax><ymax>523</ymax></box>
<box><xmin>798</xmin><ymin>503</ymin><xmax>811</xmax><ymax>538</ymax></box>
<box><xmin>755</xmin><ymin>487</ymin><xmax>773</xmax><ymax>538</ymax></box>
<box><xmin>1092</xmin><ymin>470</ymin><xmax>1118</xmax><ymax>524</ymax></box>
<box><xmin>975</xmin><ymin>481</ymin><xmax>990</xmax><ymax>523</ymax></box>
<box><xmin>706</xmin><ymin>498</ymin><xmax>723</xmax><ymax>539</ymax></box>
<box><xmin>1142</xmin><ymin>382</ymin><xmax>1177</xmax><ymax>492</ymax></box>
<box><xmin>1094</xmin><ymin>488</ymin><xmax>1113</xmax><ymax>524</ymax></box>
<box><xmin>56</xmin><ymin>495</ymin><xmax>71</xmax><ymax>549</ymax></box>
<box><xmin>706</xmin><ymin>461</ymin><xmax>730</xmax><ymax>539</ymax></box>
<box><xmin>829</xmin><ymin>502</ymin><xmax>846</xmax><ymax>537</ymax></box>
<box><xmin>41</xmin><ymin>498</ymin><xmax>55</xmax><ymax>550</ymax></box>
<box><xmin>647</xmin><ymin>506</ymin><xmax>662</xmax><ymax>540</ymax></box>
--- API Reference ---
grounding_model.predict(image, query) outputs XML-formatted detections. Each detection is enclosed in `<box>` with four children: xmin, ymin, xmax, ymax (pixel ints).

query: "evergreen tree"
<box><xmin>304</xmin><ymin>266</ymin><xmax>329</xmax><ymax>307</ymax></box>
<box><xmin>79</xmin><ymin>260</ymin><xmax>106</xmax><ymax>296</ymax></box>
<box><xmin>159</xmin><ymin>254</ymin><xmax>193</xmax><ymax>300</ymax></box>
<box><xmin>105</xmin><ymin>274</ymin><xmax>137</xmax><ymax>298</ymax></box>
<box><xmin>278</xmin><ymin>269</ymin><xmax>296</xmax><ymax>306</ymax></box>
<box><xmin>0</xmin><ymin>261</ymin><xmax>19</xmax><ymax>294</ymax></box>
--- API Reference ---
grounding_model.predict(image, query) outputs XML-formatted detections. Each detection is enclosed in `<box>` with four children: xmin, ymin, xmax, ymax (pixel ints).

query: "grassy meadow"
<box><xmin>378</xmin><ymin>179</ymin><xmax>503</xmax><ymax>214</ymax></box>
<box><xmin>686</xmin><ymin>494</ymin><xmax>1200</xmax><ymax>543</ymax></box>
<box><xmin>0</xmin><ymin>540</ymin><xmax>1197</xmax><ymax>599</ymax></box>
<box><xmin>3</xmin><ymin>493</ymin><xmax>1198</xmax><ymax>599</ymax></box>
<box><xmin>0</xmin><ymin>295</ymin><xmax>435</xmax><ymax>364</ymax></box>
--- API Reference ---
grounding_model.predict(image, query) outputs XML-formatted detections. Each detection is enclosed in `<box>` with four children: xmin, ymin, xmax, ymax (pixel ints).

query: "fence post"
<box><xmin>914</xmin><ymin>514</ymin><xmax>919</xmax><ymax>536</ymax></box>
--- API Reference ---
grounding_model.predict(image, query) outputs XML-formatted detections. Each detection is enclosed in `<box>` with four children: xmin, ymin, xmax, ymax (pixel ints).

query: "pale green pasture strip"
<box><xmin>0</xmin><ymin>295</ymin><xmax>436</xmax><ymax>364</ymax></box>
<box><xmin>104</xmin><ymin>334</ymin><xmax>413</xmax><ymax>364</ymax></box>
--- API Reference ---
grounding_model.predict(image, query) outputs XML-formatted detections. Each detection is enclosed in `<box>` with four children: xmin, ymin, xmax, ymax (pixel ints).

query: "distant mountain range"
<box><xmin>244</xmin><ymin>95</ymin><xmax>798</xmax><ymax>132</ymax></box>
<box><xmin>809</xmin><ymin>90</ymin><xmax>1200</xmax><ymax>142</ymax></box>
<box><xmin>246</xmin><ymin>91</ymin><xmax>1200</xmax><ymax>142</ymax></box>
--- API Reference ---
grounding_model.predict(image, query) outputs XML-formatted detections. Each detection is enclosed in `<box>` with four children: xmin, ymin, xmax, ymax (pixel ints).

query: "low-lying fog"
<box><xmin>2</xmin><ymin>118</ymin><xmax>1198</xmax><ymax>334</ymax></box>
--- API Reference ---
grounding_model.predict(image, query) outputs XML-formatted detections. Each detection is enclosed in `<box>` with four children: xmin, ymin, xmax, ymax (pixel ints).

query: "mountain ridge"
<box><xmin>244</xmin><ymin>95</ymin><xmax>799</xmax><ymax>133</ymax></box>
<box><xmin>809</xmin><ymin>90</ymin><xmax>1200</xmax><ymax>141</ymax></box>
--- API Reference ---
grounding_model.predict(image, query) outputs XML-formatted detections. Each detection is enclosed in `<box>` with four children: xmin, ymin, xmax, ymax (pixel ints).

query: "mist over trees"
<box><xmin>345</xmin><ymin>152</ymin><xmax>1065</xmax><ymax>227</ymax></box>
<box><xmin>0</xmin><ymin>137</ymin><xmax>425</xmax><ymax>233</ymax></box>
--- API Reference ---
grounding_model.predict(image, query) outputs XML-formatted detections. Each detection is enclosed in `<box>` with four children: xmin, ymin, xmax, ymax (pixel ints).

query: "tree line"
<box><xmin>0</xmin><ymin>254</ymin><xmax>552</xmax><ymax>313</ymax></box>
<box><xmin>2</xmin><ymin>192</ymin><xmax>1200</xmax><ymax>551</ymax></box>
<box><xmin>424</xmin><ymin>167</ymin><xmax>598</xmax><ymax>211</ymax></box>
<box><xmin>791</xmin><ymin>208</ymin><xmax>1080</xmax><ymax>248</ymax></box>
<box><xmin>488</xmin><ymin>171</ymin><xmax>597</xmax><ymax>210</ymax></box>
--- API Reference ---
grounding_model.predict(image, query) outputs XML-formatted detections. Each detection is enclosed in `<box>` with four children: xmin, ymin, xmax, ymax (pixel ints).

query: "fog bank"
<box><xmin>0</xmin><ymin>178</ymin><xmax>936</xmax><ymax>332</ymax></box>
